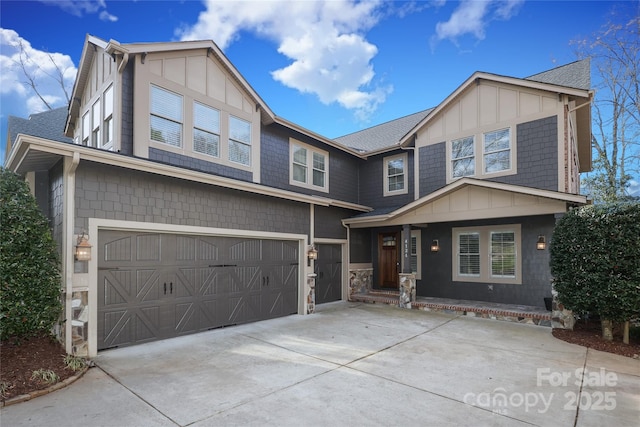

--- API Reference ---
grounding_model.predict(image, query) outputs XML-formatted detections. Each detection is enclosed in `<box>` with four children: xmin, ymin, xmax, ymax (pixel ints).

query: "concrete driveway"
<box><xmin>1</xmin><ymin>302</ymin><xmax>638</xmax><ymax>426</ymax></box>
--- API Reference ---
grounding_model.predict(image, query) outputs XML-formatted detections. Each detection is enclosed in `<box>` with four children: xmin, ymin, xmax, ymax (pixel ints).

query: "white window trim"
<box><xmin>450</xmin><ymin>136</ymin><xmax>476</xmax><ymax>180</ymax></box>
<box><xmin>192</xmin><ymin>101</ymin><xmax>220</xmax><ymax>159</ymax></box>
<box><xmin>452</xmin><ymin>224</ymin><xmax>522</xmax><ymax>285</ymax></box>
<box><xmin>228</xmin><ymin>115</ymin><xmax>251</xmax><ymax>166</ymax></box>
<box><xmin>383</xmin><ymin>153</ymin><xmax>408</xmax><ymax>197</ymax></box>
<box><xmin>289</xmin><ymin>138</ymin><xmax>329</xmax><ymax>193</ymax></box>
<box><xmin>150</xmin><ymin>84</ymin><xmax>184</xmax><ymax>148</ymax></box>
<box><xmin>102</xmin><ymin>85</ymin><xmax>114</xmax><ymax>150</ymax></box>
<box><xmin>446</xmin><ymin>126</ymin><xmax>517</xmax><ymax>183</ymax></box>
<box><xmin>482</xmin><ymin>127</ymin><xmax>512</xmax><ymax>175</ymax></box>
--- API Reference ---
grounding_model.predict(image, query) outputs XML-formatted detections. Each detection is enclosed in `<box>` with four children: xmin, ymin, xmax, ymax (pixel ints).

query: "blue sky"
<box><xmin>0</xmin><ymin>0</ymin><xmax>634</xmax><ymax>169</ymax></box>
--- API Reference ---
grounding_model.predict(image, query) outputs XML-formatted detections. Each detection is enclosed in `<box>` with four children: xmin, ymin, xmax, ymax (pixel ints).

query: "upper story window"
<box><xmin>91</xmin><ymin>101</ymin><xmax>101</xmax><ymax>148</ymax></box>
<box><xmin>229</xmin><ymin>116</ymin><xmax>251</xmax><ymax>165</ymax></box>
<box><xmin>451</xmin><ymin>136</ymin><xmax>475</xmax><ymax>178</ymax></box>
<box><xmin>453</xmin><ymin>225</ymin><xmax>521</xmax><ymax>284</ymax></box>
<box><xmin>193</xmin><ymin>102</ymin><xmax>220</xmax><ymax>158</ymax></box>
<box><xmin>484</xmin><ymin>128</ymin><xmax>511</xmax><ymax>173</ymax></box>
<box><xmin>82</xmin><ymin>112</ymin><xmax>90</xmax><ymax>146</ymax></box>
<box><xmin>383</xmin><ymin>153</ymin><xmax>408</xmax><ymax>196</ymax></box>
<box><xmin>150</xmin><ymin>85</ymin><xmax>183</xmax><ymax>148</ymax></box>
<box><xmin>290</xmin><ymin>139</ymin><xmax>328</xmax><ymax>192</ymax></box>
<box><xmin>103</xmin><ymin>85</ymin><xmax>113</xmax><ymax>149</ymax></box>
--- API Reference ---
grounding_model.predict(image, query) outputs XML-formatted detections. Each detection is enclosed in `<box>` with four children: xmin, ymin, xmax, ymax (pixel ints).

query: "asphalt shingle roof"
<box><xmin>525</xmin><ymin>58</ymin><xmax>591</xmax><ymax>90</ymax></box>
<box><xmin>7</xmin><ymin>107</ymin><xmax>73</xmax><ymax>145</ymax></box>
<box><xmin>333</xmin><ymin>108</ymin><xmax>433</xmax><ymax>153</ymax></box>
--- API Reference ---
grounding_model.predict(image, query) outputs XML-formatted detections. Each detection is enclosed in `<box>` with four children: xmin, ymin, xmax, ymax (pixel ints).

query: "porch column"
<box><xmin>399</xmin><ymin>224</ymin><xmax>416</xmax><ymax>308</ymax></box>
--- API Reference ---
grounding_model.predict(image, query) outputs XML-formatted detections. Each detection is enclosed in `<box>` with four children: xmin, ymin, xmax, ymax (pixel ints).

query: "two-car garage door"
<box><xmin>97</xmin><ymin>230</ymin><xmax>299</xmax><ymax>350</ymax></box>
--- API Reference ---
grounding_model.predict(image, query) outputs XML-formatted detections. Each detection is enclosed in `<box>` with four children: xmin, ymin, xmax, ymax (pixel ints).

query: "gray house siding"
<box><xmin>119</xmin><ymin>61</ymin><xmax>134</xmax><ymax>156</ymax></box>
<box><xmin>418</xmin><ymin>142</ymin><xmax>446</xmax><ymax>197</ymax></box>
<box><xmin>149</xmin><ymin>147</ymin><xmax>253</xmax><ymax>181</ymax></box>
<box><xmin>73</xmin><ymin>162</ymin><xmax>310</xmax><ymax>236</ymax></box>
<box><xmin>314</xmin><ymin>205</ymin><xmax>352</xmax><ymax>240</ymax></box>
<box><xmin>416</xmin><ymin>215</ymin><xmax>556</xmax><ymax>308</ymax></box>
<box><xmin>260</xmin><ymin>124</ymin><xmax>361</xmax><ymax>204</ymax></box>
<box><xmin>359</xmin><ymin>150</ymin><xmax>414</xmax><ymax>210</ymax></box>
<box><xmin>349</xmin><ymin>228</ymin><xmax>371</xmax><ymax>264</ymax></box>
<box><xmin>491</xmin><ymin>116</ymin><xmax>558</xmax><ymax>191</ymax></box>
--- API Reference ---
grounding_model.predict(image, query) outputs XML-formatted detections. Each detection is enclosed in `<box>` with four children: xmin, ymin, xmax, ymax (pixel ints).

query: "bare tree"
<box><xmin>576</xmin><ymin>9</ymin><xmax>640</xmax><ymax>202</ymax></box>
<box><xmin>14</xmin><ymin>40</ymin><xmax>71</xmax><ymax>110</ymax></box>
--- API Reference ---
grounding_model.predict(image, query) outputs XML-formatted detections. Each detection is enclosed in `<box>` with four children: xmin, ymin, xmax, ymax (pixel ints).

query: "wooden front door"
<box><xmin>378</xmin><ymin>233</ymin><xmax>399</xmax><ymax>289</ymax></box>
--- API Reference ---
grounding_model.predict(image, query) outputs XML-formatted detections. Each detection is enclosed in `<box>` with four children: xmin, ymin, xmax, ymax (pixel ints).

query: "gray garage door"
<box><xmin>315</xmin><ymin>244</ymin><xmax>342</xmax><ymax>304</ymax></box>
<box><xmin>97</xmin><ymin>231</ymin><xmax>299</xmax><ymax>350</ymax></box>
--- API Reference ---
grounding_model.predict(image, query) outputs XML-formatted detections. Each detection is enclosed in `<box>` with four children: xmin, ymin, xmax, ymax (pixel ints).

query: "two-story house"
<box><xmin>5</xmin><ymin>35</ymin><xmax>592</xmax><ymax>357</ymax></box>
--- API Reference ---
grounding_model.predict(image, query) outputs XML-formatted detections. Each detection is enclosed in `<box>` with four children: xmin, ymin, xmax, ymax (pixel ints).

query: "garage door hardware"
<box><xmin>163</xmin><ymin>282</ymin><xmax>173</xmax><ymax>295</ymax></box>
<box><xmin>208</xmin><ymin>264</ymin><xmax>238</xmax><ymax>268</ymax></box>
<box><xmin>262</xmin><ymin>276</ymin><xmax>270</xmax><ymax>286</ymax></box>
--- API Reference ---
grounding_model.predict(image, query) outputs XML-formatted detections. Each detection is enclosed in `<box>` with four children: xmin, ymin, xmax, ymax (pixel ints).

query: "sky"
<box><xmin>0</xmin><ymin>0</ymin><xmax>637</xmax><ymax>193</ymax></box>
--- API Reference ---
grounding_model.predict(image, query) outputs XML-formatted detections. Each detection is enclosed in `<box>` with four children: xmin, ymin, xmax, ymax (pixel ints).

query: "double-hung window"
<box><xmin>103</xmin><ymin>85</ymin><xmax>113</xmax><ymax>149</ymax></box>
<box><xmin>229</xmin><ymin>116</ymin><xmax>251</xmax><ymax>165</ymax></box>
<box><xmin>193</xmin><ymin>102</ymin><xmax>220</xmax><ymax>158</ymax></box>
<box><xmin>91</xmin><ymin>101</ymin><xmax>101</xmax><ymax>148</ymax></box>
<box><xmin>150</xmin><ymin>85</ymin><xmax>183</xmax><ymax>147</ymax></box>
<box><xmin>453</xmin><ymin>225</ymin><xmax>521</xmax><ymax>284</ymax></box>
<box><xmin>290</xmin><ymin>139</ymin><xmax>328</xmax><ymax>192</ymax></box>
<box><xmin>451</xmin><ymin>136</ymin><xmax>475</xmax><ymax>178</ymax></box>
<box><xmin>484</xmin><ymin>128</ymin><xmax>510</xmax><ymax>173</ymax></box>
<box><xmin>383</xmin><ymin>153</ymin><xmax>408</xmax><ymax>196</ymax></box>
<box><xmin>82</xmin><ymin>112</ymin><xmax>90</xmax><ymax>146</ymax></box>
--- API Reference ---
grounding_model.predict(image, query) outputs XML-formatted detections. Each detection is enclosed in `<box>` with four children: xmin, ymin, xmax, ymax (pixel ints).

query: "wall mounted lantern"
<box><xmin>536</xmin><ymin>235</ymin><xmax>546</xmax><ymax>250</ymax></box>
<box><xmin>307</xmin><ymin>245</ymin><xmax>318</xmax><ymax>260</ymax></box>
<box><xmin>75</xmin><ymin>232</ymin><xmax>92</xmax><ymax>261</ymax></box>
<box><xmin>430</xmin><ymin>239</ymin><xmax>440</xmax><ymax>252</ymax></box>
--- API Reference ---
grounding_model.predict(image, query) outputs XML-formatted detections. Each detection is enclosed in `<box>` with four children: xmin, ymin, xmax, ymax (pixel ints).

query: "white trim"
<box><xmin>383</xmin><ymin>153</ymin><xmax>408</xmax><ymax>196</ymax></box>
<box><xmin>289</xmin><ymin>138</ymin><xmax>329</xmax><ymax>193</ymax></box>
<box><xmin>86</xmin><ymin>218</ymin><xmax>309</xmax><ymax>357</ymax></box>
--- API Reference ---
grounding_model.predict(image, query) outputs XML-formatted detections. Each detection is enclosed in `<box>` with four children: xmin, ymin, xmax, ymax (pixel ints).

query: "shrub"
<box><xmin>550</xmin><ymin>203</ymin><xmax>640</xmax><ymax>334</ymax></box>
<box><xmin>0</xmin><ymin>168</ymin><xmax>62</xmax><ymax>341</ymax></box>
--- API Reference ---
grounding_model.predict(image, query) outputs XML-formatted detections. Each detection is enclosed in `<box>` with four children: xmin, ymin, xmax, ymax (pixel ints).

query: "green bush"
<box><xmin>550</xmin><ymin>203</ymin><xmax>640</xmax><ymax>324</ymax></box>
<box><xmin>0</xmin><ymin>167</ymin><xmax>62</xmax><ymax>340</ymax></box>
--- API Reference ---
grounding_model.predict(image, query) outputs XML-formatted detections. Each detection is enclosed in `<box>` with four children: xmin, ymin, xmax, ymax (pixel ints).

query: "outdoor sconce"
<box><xmin>307</xmin><ymin>245</ymin><xmax>318</xmax><ymax>260</ymax></box>
<box><xmin>536</xmin><ymin>235</ymin><xmax>546</xmax><ymax>250</ymax></box>
<box><xmin>75</xmin><ymin>232</ymin><xmax>92</xmax><ymax>261</ymax></box>
<box><xmin>430</xmin><ymin>239</ymin><xmax>440</xmax><ymax>252</ymax></box>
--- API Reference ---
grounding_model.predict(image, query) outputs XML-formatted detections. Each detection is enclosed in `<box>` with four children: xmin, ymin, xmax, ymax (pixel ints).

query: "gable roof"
<box><xmin>333</xmin><ymin>109</ymin><xmax>432</xmax><ymax>154</ymax></box>
<box><xmin>525</xmin><ymin>59</ymin><xmax>591</xmax><ymax>90</ymax></box>
<box><xmin>8</xmin><ymin>107</ymin><xmax>73</xmax><ymax>145</ymax></box>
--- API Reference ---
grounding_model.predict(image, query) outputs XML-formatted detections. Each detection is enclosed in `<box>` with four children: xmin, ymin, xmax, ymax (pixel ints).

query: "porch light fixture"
<box><xmin>75</xmin><ymin>232</ymin><xmax>92</xmax><ymax>261</ymax></box>
<box><xmin>536</xmin><ymin>235</ymin><xmax>546</xmax><ymax>250</ymax></box>
<box><xmin>430</xmin><ymin>239</ymin><xmax>440</xmax><ymax>252</ymax></box>
<box><xmin>307</xmin><ymin>245</ymin><xmax>318</xmax><ymax>260</ymax></box>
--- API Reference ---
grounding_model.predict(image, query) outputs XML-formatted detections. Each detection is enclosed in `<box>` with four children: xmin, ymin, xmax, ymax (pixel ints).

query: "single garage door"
<box><xmin>97</xmin><ymin>231</ymin><xmax>299</xmax><ymax>350</ymax></box>
<box><xmin>315</xmin><ymin>244</ymin><xmax>342</xmax><ymax>304</ymax></box>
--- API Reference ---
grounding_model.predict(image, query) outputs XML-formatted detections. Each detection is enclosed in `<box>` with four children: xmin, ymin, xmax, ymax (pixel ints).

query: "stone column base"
<box><xmin>399</xmin><ymin>273</ymin><xmax>416</xmax><ymax>309</ymax></box>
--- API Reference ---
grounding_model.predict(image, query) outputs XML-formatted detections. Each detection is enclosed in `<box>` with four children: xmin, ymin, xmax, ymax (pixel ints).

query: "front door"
<box><xmin>378</xmin><ymin>233</ymin><xmax>399</xmax><ymax>289</ymax></box>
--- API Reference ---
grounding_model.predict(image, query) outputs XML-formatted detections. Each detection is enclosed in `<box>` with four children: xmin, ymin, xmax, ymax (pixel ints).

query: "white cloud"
<box><xmin>38</xmin><ymin>0</ymin><xmax>118</xmax><ymax>21</ymax></box>
<box><xmin>0</xmin><ymin>28</ymin><xmax>77</xmax><ymax>113</ymax></box>
<box><xmin>432</xmin><ymin>0</ymin><xmax>524</xmax><ymax>48</ymax></box>
<box><xmin>177</xmin><ymin>0</ymin><xmax>392</xmax><ymax>121</ymax></box>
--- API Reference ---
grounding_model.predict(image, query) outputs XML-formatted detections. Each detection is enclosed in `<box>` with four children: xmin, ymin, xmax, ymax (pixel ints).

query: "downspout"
<box><xmin>117</xmin><ymin>52</ymin><xmax>129</xmax><ymax>74</ymax></box>
<box><xmin>63</xmin><ymin>152</ymin><xmax>80</xmax><ymax>354</ymax></box>
<box><xmin>342</xmin><ymin>220</ymin><xmax>350</xmax><ymax>301</ymax></box>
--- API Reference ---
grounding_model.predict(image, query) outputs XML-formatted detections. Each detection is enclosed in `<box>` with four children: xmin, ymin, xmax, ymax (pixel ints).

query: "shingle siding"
<box><xmin>74</xmin><ymin>162</ymin><xmax>309</xmax><ymax>236</ymax></box>
<box><xmin>119</xmin><ymin>61</ymin><xmax>134</xmax><ymax>156</ymax></box>
<box><xmin>359</xmin><ymin>150</ymin><xmax>414</xmax><ymax>209</ymax></box>
<box><xmin>314</xmin><ymin>206</ymin><xmax>352</xmax><ymax>239</ymax></box>
<box><xmin>490</xmin><ymin>116</ymin><xmax>558</xmax><ymax>191</ymax></box>
<box><xmin>418</xmin><ymin>142</ymin><xmax>447</xmax><ymax>196</ymax></box>
<box><xmin>149</xmin><ymin>147</ymin><xmax>253</xmax><ymax>181</ymax></box>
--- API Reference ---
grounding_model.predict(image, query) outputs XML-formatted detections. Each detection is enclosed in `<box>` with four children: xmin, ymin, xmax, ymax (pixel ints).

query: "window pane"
<box><xmin>229</xmin><ymin>139</ymin><xmax>250</xmax><ymax>165</ymax></box>
<box><xmin>452</xmin><ymin>157</ymin><xmax>475</xmax><ymax>177</ymax></box>
<box><xmin>229</xmin><ymin>116</ymin><xmax>250</xmax><ymax>144</ymax></box>
<box><xmin>82</xmin><ymin>113</ymin><xmax>90</xmax><ymax>143</ymax></box>
<box><xmin>452</xmin><ymin>137</ymin><xmax>474</xmax><ymax>159</ymax></box>
<box><xmin>388</xmin><ymin>158</ymin><xmax>404</xmax><ymax>176</ymax></box>
<box><xmin>491</xmin><ymin>232</ymin><xmax>515</xmax><ymax>278</ymax></box>
<box><xmin>410</xmin><ymin>236</ymin><xmax>418</xmax><ymax>273</ymax></box>
<box><xmin>484</xmin><ymin>129</ymin><xmax>510</xmax><ymax>152</ymax></box>
<box><xmin>313</xmin><ymin>169</ymin><xmax>325</xmax><ymax>187</ymax></box>
<box><xmin>151</xmin><ymin>86</ymin><xmax>182</xmax><ymax>121</ymax></box>
<box><xmin>194</xmin><ymin>102</ymin><xmax>219</xmax><ymax>133</ymax></box>
<box><xmin>313</xmin><ymin>152</ymin><xmax>325</xmax><ymax>171</ymax></box>
<box><xmin>104</xmin><ymin>85</ymin><xmax>113</xmax><ymax>118</ymax></box>
<box><xmin>485</xmin><ymin>151</ymin><xmax>510</xmax><ymax>173</ymax></box>
<box><xmin>293</xmin><ymin>145</ymin><xmax>307</xmax><ymax>165</ymax></box>
<box><xmin>150</xmin><ymin>115</ymin><xmax>182</xmax><ymax>147</ymax></box>
<box><xmin>293</xmin><ymin>163</ymin><xmax>307</xmax><ymax>183</ymax></box>
<box><xmin>388</xmin><ymin>175</ymin><xmax>404</xmax><ymax>192</ymax></box>
<box><xmin>92</xmin><ymin>101</ymin><xmax>100</xmax><ymax>129</ymax></box>
<box><xmin>194</xmin><ymin>129</ymin><xmax>219</xmax><ymax>157</ymax></box>
<box><xmin>458</xmin><ymin>233</ymin><xmax>480</xmax><ymax>276</ymax></box>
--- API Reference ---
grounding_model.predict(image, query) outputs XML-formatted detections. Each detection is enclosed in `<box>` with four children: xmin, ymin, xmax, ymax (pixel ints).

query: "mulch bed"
<box><xmin>552</xmin><ymin>318</ymin><xmax>640</xmax><ymax>359</ymax></box>
<box><xmin>1</xmin><ymin>333</ymin><xmax>75</xmax><ymax>402</ymax></box>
